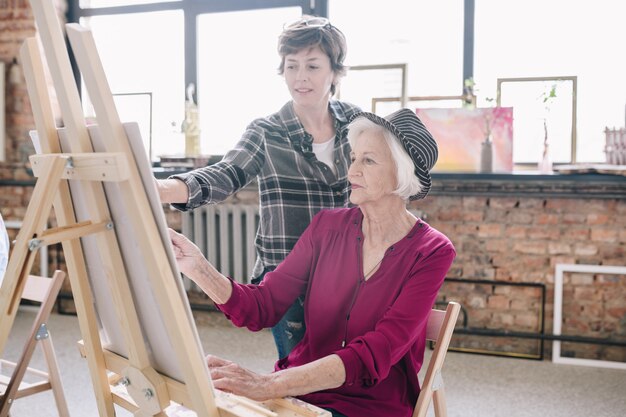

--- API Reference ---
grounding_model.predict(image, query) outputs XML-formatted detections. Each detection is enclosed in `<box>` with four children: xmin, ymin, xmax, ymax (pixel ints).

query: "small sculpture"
<box><xmin>182</xmin><ymin>83</ymin><xmax>201</xmax><ymax>157</ymax></box>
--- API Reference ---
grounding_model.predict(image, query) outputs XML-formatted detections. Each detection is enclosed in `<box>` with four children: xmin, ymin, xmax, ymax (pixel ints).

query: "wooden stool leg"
<box><xmin>433</xmin><ymin>387</ymin><xmax>448</xmax><ymax>417</ymax></box>
<box><xmin>41</xmin><ymin>336</ymin><xmax>70</xmax><ymax>417</ymax></box>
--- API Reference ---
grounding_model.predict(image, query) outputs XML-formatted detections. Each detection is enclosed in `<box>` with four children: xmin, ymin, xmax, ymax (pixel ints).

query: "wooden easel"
<box><xmin>0</xmin><ymin>1</ymin><xmax>329</xmax><ymax>416</ymax></box>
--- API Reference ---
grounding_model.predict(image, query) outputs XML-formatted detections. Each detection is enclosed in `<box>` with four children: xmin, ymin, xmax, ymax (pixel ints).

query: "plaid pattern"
<box><xmin>171</xmin><ymin>100</ymin><xmax>361</xmax><ymax>277</ymax></box>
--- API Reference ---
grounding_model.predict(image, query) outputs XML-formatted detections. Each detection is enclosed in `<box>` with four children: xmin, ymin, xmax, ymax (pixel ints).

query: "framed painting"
<box><xmin>415</xmin><ymin>107</ymin><xmax>514</xmax><ymax>173</ymax></box>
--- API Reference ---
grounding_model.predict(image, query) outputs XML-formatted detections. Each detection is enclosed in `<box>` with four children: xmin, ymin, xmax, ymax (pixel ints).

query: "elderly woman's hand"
<box><xmin>207</xmin><ymin>355</ymin><xmax>277</xmax><ymax>401</ymax></box>
<box><xmin>168</xmin><ymin>228</ymin><xmax>204</xmax><ymax>279</ymax></box>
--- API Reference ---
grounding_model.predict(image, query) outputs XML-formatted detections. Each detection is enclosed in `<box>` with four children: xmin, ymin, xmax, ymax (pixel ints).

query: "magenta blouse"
<box><xmin>217</xmin><ymin>207</ymin><xmax>456</xmax><ymax>417</ymax></box>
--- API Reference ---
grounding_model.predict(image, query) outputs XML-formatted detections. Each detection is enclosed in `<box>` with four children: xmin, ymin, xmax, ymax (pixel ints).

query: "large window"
<box><xmin>329</xmin><ymin>0</ymin><xmax>464</xmax><ymax>113</ymax></box>
<box><xmin>474</xmin><ymin>0</ymin><xmax>626</xmax><ymax>163</ymax></box>
<box><xmin>70</xmin><ymin>0</ymin><xmax>316</xmax><ymax>160</ymax></box>
<box><xmin>197</xmin><ymin>7</ymin><xmax>301</xmax><ymax>155</ymax></box>
<box><xmin>70</xmin><ymin>0</ymin><xmax>625</xmax><ymax>166</ymax></box>
<box><xmin>80</xmin><ymin>10</ymin><xmax>184</xmax><ymax>161</ymax></box>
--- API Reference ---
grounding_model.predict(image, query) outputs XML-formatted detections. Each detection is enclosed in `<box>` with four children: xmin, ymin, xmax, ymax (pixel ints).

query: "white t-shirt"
<box><xmin>312</xmin><ymin>136</ymin><xmax>336</xmax><ymax>175</ymax></box>
<box><xmin>0</xmin><ymin>213</ymin><xmax>9</xmax><ymax>285</ymax></box>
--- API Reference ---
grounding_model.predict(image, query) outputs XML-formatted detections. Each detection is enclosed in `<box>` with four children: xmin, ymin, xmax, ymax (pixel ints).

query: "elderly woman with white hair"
<box><xmin>169</xmin><ymin>108</ymin><xmax>456</xmax><ymax>417</ymax></box>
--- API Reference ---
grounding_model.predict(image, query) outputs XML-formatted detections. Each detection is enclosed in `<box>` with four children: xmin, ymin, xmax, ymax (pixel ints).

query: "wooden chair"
<box><xmin>413</xmin><ymin>301</ymin><xmax>461</xmax><ymax>417</ymax></box>
<box><xmin>0</xmin><ymin>270</ymin><xmax>70</xmax><ymax>417</ymax></box>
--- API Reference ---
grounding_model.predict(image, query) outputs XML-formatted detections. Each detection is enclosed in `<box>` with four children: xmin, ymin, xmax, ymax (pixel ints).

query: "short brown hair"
<box><xmin>277</xmin><ymin>15</ymin><xmax>347</xmax><ymax>95</ymax></box>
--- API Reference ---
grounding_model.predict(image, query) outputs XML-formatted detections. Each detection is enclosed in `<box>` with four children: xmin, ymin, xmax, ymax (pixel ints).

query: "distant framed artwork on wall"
<box><xmin>415</xmin><ymin>107</ymin><xmax>514</xmax><ymax>173</ymax></box>
<box><xmin>336</xmin><ymin>63</ymin><xmax>408</xmax><ymax>113</ymax></box>
<box><xmin>497</xmin><ymin>76</ymin><xmax>577</xmax><ymax>164</ymax></box>
<box><xmin>371</xmin><ymin>93</ymin><xmax>476</xmax><ymax>115</ymax></box>
<box><xmin>553</xmin><ymin>263</ymin><xmax>626</xmax><ymax>370</ymax></box>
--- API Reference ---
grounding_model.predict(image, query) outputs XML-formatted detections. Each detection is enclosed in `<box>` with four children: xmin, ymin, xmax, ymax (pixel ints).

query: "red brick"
<box><xmin>437</xmin><ymin>208</ymin><xmax>463</xmax><ymax>222</ymax></box>
<box><xmin>467</xmin><ymin>295</ymin><xmax>487</xmax><ymax>309</ymax></box>
<box><xmin>500</xmin><ymin>314</ymin><xmax>515</xmax><ymax>326</ymax></box>
<box><xmin>586</xmin><ymin>213</ymin><xmax>611</xmax><ymax>225</ymax></box>
<box><xmin>484</xmin><ymin>210</ymin><xmax>508</xmax><ymax>222</ymax></box>
<box><xmin>607</xmin><ymin>307</ymin><xmax>626</xmax><ymax>319</ymax></box>
<box><xmin>528</xmin><ymin>227</ymin><xmax>558</xmax><ymax>240</ymax></box>
<box><xmin>462</xmin><ymin>211</ymin><xmax>484</xmax><ymax>222</ymax></box>
<box><xmin>505</xmin><ymin>225</ymin><xmax>527</xmax><ymax>238</ymax></box>
<box><xmin>495</xmin><ymin>268</ymin><xmax>512</xmax><ymax>280</ymax></box>
<box><xmin>562</xmin><ymin>227</ymin><xmax>590</xmax><ymax>241</ymax></box>
<box><xmin>569</xmin><ymin>273</ymin><xmax>594</xmax><ymax>285</ymax></box>
<box><xmin>487</xmin><ymin>294</ymin><xmax>510</xmax><ymax>309</ymax></box>
<box><xmin>485</xmin><ymin>239</ymin><xmax>507</xmax><ymax>252</ymax></box>
<box><xmin>580</xmin><ymin>199</ymin><xmax>617</xmax><ymax>213</ymax></box>
<box><xmin>510</xmin><ymin>299</ymin><xmax>528</xmax><ymax>310</ymax></box>
<box><xmin>514</xmin><ymin>314</ymin><xmax>538</xmax><ymax>329</ymax></box>
<box><xmin>489</xmin><ymin>198</ymin><xmax>519</xmax><ymax>209</ymax></box>
<box><xmin>513</xmin><ymin>241</ymin><xmax>548</xmax><ymax>255</ymax></box>
<box><xmin>462</xmin><ymin>196</ymin><xmax>487</xmax><ymax>208</ymax></box>
<box><xmin>507</xmin><ymin>211</ymin><xmax>534</xmax><ymax>224</ymax></box>
<box><xmin>573</xmin><ymin>244</ymin><xmax>598</xmax><ymax>256</ymax></box>
<box><xmin>590</xmin><ymin>229</ymin><xmax>618</xmax><ymax>243</ymax></box>
<box><xmin>549</xmin><ymin>256</ymin><xmax>577</xmax><ymax>268</ymax></box>
<box><xmin>477</xmin><ymin>223</ymin><xmax>502</xmax><ymax>237</ymax></box>
<box><xmin>563</xmin><ymin>317</ymin><xmax>590</xmax><ymax>333</ymax></box>
<box><xmin>456</xmin><ymin>224</ymin><xmax>479</xmax><ymax>234</ymax></box>
<box><xmin>545</xmin><ymin>199</ymin><xmax>570</xmax><ymax>212</ymax></box>
<box><xmin>548</xmin><ymin>242</ymin><xmax>571</xmax><ymax>255</ymax></box>
<box><xmin>518</xmin><ymin>199</ymin><xmax>544</xmax><ymax>209</ymax></box>
<box><xmin>574</xmin><ymin>287</ymin><xmax>602</xmax><ymax>301</ymax></box>
<box><xmin>536</xmin><ymin>213</ymin><xmax>559</xmax><ymax>225</ymax></box>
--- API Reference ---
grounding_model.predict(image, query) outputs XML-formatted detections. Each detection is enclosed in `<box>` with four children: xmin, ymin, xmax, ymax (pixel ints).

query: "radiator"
<box><xmin>182</xmin><ymin>204</ymin><xmax>259</xmax><ymax>287</ymax></box>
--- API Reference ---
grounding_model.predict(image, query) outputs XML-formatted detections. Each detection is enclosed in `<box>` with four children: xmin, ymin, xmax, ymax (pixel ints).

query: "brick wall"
<box><xmin>1</xmin><ymin>1</ymin><xmax>36</xmax><ymax>169</ymax></box>
<box><xmin>412</xmin><ymin>195</ymin><xmax>626</xmax><ymax>361</ymax></box>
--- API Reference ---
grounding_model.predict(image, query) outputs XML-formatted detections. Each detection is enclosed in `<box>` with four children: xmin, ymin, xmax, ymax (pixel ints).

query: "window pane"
<box><xmin>499</xmin><ymin>79</ymin><xmax>575</xmax><ymax>163</ymax></box>
<box><xmin>80</xmin><ymin>0</ymin><xmax>179</xmax><ymax>8</ymax></box>
<box><xmin>475</xmin><ymin>0</ymin><xmax>626</xmax><ymax>163</ymax></box>
<box><xmin>197</xmin><ymin>7</ymin><xmax>301</xmax><ymax>155</ymax></box>
<box><xmin>81</xmin><ymin>11</ymin><xmax>184</xmax><ymax>161</ymax></box>
<box><xmin>329</xmin><ymin>0</ymin><xmax>463</xmax><ymax>112</ymax></box>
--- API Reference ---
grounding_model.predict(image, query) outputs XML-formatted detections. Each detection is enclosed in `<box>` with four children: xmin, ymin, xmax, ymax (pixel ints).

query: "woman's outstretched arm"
<box><xmin>169</xmin><ymin>228</ymin><xmax>233</xmax><ymax>304</ymax></box>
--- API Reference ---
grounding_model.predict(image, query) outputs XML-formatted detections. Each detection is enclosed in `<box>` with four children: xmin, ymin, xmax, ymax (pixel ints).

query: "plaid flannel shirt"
<box><xmin>171</xmin><ymin>100</ymin><xmax>361</xmax><ymax>278</ymax></box>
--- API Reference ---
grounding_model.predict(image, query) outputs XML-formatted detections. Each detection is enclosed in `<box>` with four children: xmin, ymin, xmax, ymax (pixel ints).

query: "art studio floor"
<box><xmin>3</xmin><ymin>306</ymin><xmax>626</xmax><ymax>417</ymax></box>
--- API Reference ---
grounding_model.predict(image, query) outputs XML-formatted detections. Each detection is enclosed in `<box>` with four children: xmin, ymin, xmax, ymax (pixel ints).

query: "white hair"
<box><xmin>347</xmin><ymin>117</ymin><xmax>423</xmax><ymax>201</ymax></box>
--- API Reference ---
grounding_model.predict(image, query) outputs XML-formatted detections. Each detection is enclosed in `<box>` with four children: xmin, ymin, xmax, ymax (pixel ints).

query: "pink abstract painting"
<box><xmin>415</xmin><ymin>107</ymin><xmax>514</xmax><ymax>172</ymax></box>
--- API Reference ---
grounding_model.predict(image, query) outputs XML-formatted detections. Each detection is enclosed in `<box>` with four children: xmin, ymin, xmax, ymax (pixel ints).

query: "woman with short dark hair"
<box><xmin>157</xmin><ymin>16</ymin><xmax>361</xmax><ymax>359</ymax></box>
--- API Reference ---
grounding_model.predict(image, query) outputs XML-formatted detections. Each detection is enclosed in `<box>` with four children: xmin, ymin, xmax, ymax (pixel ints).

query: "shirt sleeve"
<box><xmin>215</xmin><ymin>211</ymin><xmax>323</xmax><ymax>331</ymax></box>
<box><xmin>169</xmin><ymin>121</ymin><xmax>267</xmax><ymax>211</ymax></box>
<box><xmin>334</xmin><ymin>243</ymin><xmax>456</xmax><ymax>387</ymax></box>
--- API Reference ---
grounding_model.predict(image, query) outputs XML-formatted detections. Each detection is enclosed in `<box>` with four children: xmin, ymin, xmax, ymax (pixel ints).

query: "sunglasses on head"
<box><xmin>284</xmin><ymin>16</ymin><xmax>332</xmax><ymax>30</ymax></box>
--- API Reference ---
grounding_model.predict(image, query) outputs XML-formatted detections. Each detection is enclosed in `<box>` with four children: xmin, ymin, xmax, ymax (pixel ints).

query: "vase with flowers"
<box><xmin>538</xmin><ymin>84</ymin><xmax>557</xmax><ymax>174</ymax></box>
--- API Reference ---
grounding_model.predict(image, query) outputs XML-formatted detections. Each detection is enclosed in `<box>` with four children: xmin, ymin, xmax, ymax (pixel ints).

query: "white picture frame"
<box><xmin>553</xmin><ymin>263</ymin><xmax>626</xmax><ymax>370</ymax></box>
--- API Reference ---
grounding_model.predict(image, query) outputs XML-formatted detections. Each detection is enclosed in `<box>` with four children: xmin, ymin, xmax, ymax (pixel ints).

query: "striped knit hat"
<box><xmin>349</xmin><ymin>108</ymin><xmax>438</xmax><ymax>200</ymax></box>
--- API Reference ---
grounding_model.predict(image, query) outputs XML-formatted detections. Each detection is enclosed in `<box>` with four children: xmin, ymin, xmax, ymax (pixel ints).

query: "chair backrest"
<box><xmin>22</xmin><ymin>274</ymin><xmax>57</xmax><ymax>304</ymax></box>
<box><xmin>413</xmin><ymin>301</ymin><xmax>461</xmax><ymax>417</ymax></box>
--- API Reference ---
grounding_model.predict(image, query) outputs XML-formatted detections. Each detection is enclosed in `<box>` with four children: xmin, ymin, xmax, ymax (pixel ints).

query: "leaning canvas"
<box><xmin>415</xmin><ymin>107</ymin><xmax>514</xmax><ymax>173</ymax></box>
